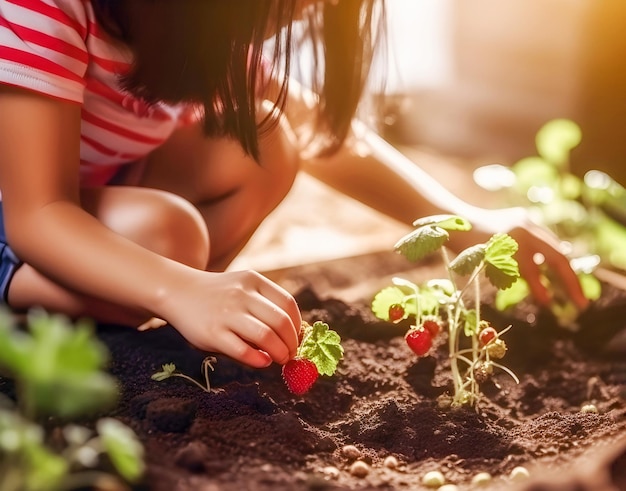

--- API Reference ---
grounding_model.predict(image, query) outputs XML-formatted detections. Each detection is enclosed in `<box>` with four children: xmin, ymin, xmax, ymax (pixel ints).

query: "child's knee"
<box><xmin>148</xmin><ymin>192</ymin><xmax>210</xmax><ymax>269</ymax></box>
<box><xmin>94</xmin><ymin>187</ymin><xmax>210</xmax><ymax>270</ymax></box>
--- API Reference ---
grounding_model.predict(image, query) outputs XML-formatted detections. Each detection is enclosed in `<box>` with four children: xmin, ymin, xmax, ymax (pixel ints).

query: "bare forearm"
<box><xmin>301</xmin><ymin>122</ymin><xmax>526</xmax><ymax>244</ymax></box>
<box><xmin>5</xmin><ymin>201</ymin><xmax>188</xmax><ymax>316</ymax></box>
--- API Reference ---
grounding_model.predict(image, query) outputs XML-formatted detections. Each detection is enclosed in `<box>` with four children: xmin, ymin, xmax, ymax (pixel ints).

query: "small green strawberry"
<box><xmin>282</xmin><ymin>358</ymin><xmax>319</xmax><ymax>395</ymax></box>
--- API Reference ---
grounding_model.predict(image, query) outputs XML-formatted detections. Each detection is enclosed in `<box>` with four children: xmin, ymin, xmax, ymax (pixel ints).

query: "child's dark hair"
<box><xmin>92</xmin><ymin>0</ymin><xmax>385</xmax><ymax>160</ymax></box>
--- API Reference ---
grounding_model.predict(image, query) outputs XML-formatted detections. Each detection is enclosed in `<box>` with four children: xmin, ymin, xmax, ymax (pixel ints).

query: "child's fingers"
<box><xmin>256</xmin><ymin>276</ymin><xmax>302</xmax><ymax>335</ymax></box>
<box><xmin>137</xmin><ymin>316</ymin><xmax>168</xmax><ymax>331</ymax></box>
<box><xmin>214</xmin><ymin>330</ymin><xmax>273</xmax><ymax>368</ymax></box>
<box><xmin>247</xmin><ymin>292</ymin><xmax>300</xmax><ymax>359</ymax></box>
<box><xmin>235</xmin><ymin>314</ymin><xmax>292</xmax><ymax>365</ymax></box>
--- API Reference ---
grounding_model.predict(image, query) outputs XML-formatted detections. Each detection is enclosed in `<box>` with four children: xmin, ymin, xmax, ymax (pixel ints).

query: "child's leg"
<box><xmin>6</xmin><ymin>186</ymin><xmax>209</xmax><ymax>326</ymax></box>
<box><xmin>135</xmin><ymin>105</ymin><xmax>300</xmax><ymax>271</ymax></box>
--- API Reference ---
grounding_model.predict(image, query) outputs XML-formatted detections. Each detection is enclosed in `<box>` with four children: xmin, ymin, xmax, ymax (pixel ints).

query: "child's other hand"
<box><xmin>160</xmin><ymin>270</ymin><xmax>301</xmax><ymax>368</ymax></box>
<box><xmin>507</xmin><ymin>220</ymin><xmax>589</xmax><ymax>312</ymax></box>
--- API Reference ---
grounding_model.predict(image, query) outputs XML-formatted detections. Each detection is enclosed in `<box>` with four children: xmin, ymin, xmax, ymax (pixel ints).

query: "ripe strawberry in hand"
<box><xmin>282</xmin><ymin>358</ymin><xmax>319</xmax><ymax>395</ymax></box>
<box><xmin>282</xmin><ymin>321</ymin><xmax>343</xmax><ymax>396</ymax></box>
<box><xmin>405</xmin><ymin>326</ymin><xmax>432</xmax><ymax>356</ymax></box>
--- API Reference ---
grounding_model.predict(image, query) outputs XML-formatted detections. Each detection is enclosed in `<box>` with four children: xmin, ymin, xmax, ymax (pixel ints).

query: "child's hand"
<box><xmin>158</xmin><ymin>269</ymin><xmax>301</xmax><ymax>368</ymax></box>
<box><xmin>507</xmin><ymin>221</ymin><xmax>589</xmax><ymax>311</ymax></box>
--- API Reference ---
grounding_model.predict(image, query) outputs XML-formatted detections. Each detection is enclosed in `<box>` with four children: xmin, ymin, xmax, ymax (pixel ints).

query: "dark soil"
<box><xmin>70</xmin><ymin>252</ymin><xmax>626</xmax><ymax>489</ymax></box>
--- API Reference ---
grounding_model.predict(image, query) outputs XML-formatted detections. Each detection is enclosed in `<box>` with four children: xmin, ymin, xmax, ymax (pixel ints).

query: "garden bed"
<box><xmin>98</xmin><ymin>250</ymin><xmax>626</xmax><ymax>491</ymax></box>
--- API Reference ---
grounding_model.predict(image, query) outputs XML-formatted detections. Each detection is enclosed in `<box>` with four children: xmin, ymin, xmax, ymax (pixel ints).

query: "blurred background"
<box><xmin>231</xmin><ymin>0</ymin><xmax>626</xmax><ymax>273</ymax></box>
<box><xmin>378</xmin><ymin>0</ymin><xmax>626</xmax><ymax>183</ymax></box>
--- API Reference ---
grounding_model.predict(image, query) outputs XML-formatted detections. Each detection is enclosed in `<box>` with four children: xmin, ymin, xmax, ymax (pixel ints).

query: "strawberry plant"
<box><xmin>0</xmin><ymin>308</ymin><xmax>145</xmax><ymax>491</ymax></box>
<box><xmin>372</xmin><ymin>215</ymin><xmax>520</xmax><ymax>407</ymax></box>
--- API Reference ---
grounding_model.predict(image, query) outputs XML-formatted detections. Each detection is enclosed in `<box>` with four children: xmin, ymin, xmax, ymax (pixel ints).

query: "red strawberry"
<box><xmin>405</xmin><ymin>327</ymin><xmax>432</xmax><ymax>356</ymax></box>
<box><xmin>479</xmin><ymin>327</ymin><xmax>497</xmax><ymax>346</ymax></box>
<box><xmin>388</xmin><ymin>303</ymin><xmax>405</xmax><ymax>322</ymax></box>
<box><xmin>422</xmin><ymin>318</ymin><xmax>441</xmax><ymax>337</ymax></box>
<box><xmin>282</xmin><ymin>358</ymin><xmax>319</xmax><ymax>395</ymax></box>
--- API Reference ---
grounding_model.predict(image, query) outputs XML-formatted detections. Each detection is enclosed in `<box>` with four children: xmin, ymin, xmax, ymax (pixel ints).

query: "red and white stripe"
<box><xmin>0</xmin><ymin>0</ymin><xmax>191</xmax><ymax>186</ymax></box>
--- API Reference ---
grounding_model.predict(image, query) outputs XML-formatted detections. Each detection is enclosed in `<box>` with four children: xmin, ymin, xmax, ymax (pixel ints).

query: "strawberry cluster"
<box><xmin>388</xmin><ymin>304</ymin><xmax>442</xmax><ymax>357</ymax></box>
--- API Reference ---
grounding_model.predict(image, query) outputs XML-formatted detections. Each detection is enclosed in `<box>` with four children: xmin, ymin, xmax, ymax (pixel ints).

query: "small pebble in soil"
<box><xmin>321</xmin><ymin>466</ymin><xmax>340</xmax><ymax>479</ymax></box>
<box><xmin>510</xmin><ymin>466</ymin><xmax>530</xmax><ymax>481</ymax></box>
<box><xmin>438</xmin><ymin>485</ymin><xmax>459</xmax><ymax>491</ymax></box>
<box><xmin>471</xmin><ymin>472</ymin><xmax>492</xmax><ymax>486</ymax></box>
<box><xmin>383</xmin><ymin>455</ymin><xmax>399</xmax><ymax>469</ymax></box>
<box><xmin>340</xmin><ymin>444</ymin><xmax>363</xmax><ymax>460</ymax></box>
<box><xmin>581</xmin><ymin>403</ymin><xmax>599</xmax><ymax>413</ymax></box>
<box><xmin>349</xmin><ymin>460</ymin><xmax>370</xmax><ymax>478</ymax></box>
<box><xmin>422</xmin><ymin>470</ymin><xmax>446</xmax><ymax>487</ymax></box>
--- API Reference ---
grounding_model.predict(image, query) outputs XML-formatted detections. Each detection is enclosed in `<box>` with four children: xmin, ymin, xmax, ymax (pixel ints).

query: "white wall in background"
<box><xmin>380</xmin><ymin>0</ymin><xmax>454</xmax><ymax>93</ymax></box>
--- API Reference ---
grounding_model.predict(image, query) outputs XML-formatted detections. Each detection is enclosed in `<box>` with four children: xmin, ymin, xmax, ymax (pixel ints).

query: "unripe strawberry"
<box><xmin>422</xmin><ymin>318</ymin><xmax>441</xmax><ymax>337</ymax></box>
<box><xmin>405</xmin><ymin>327</ymin><xmax>432</xmax><ymax>356</ymax></box>
<box><xmin>486</xmin><ymin>339</ymin><xmax>507</xmax><ymax>359</ymax></box>
<box><xmin>388</xmin><ymin>303</ymin><xmax>405</xmax><ymax>322</ymax></box>
<box><xmin>479</xmin><ymin>327</ymin><xmax>498</xmax><ymax>346</ymax></box>
<box><xmin>282</xmin><ymin>358</ymin><xmax>319</xmax><ymax>395</ymax></box>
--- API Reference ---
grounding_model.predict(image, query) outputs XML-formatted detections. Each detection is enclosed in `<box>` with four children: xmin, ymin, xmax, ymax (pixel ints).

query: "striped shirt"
<box><xmin>0</xmin><ymin>0</ymin><xmax>195</xmax><ymax>186</ymax></box>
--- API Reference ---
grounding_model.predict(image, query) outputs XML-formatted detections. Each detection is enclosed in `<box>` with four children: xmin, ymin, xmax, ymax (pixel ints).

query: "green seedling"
<box><xmin>474</xmin><ymin>118</ymin><xmax>608</xmax><ymax>324</ymax></box>
<box><xmin>372</xmin><ymin>215</ymin><xmax>520</xmax><ymax>407</ymax></box>
<box><xmin>0</xmin><ymin>308</ymin><xmax>145</xmax><ymax>491</ymax></box>
<box><xmin>152</xmin><ymin>356</ymin><xmax>219</xmax><ymax>393</ymax></box>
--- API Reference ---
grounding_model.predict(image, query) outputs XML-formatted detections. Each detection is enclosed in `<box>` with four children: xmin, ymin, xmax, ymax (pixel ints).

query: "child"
<box><xmin>0</xmin><ymin>0</ymin><xmax>587</xmax><ymax>369</ymax></box>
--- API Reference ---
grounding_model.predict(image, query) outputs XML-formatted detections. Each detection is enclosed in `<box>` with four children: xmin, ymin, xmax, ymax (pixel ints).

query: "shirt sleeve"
<box><xmin>0</xmin><ymin>0</ymin><xmax>90</xmax><ymax>103</ymax></box>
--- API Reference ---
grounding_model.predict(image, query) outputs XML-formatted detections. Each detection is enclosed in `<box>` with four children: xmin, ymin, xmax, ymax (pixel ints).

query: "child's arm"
<box><xmin>276</xmin><ymin>78</ymin><xmax>588</xmax><ymax>310</ymax></box>
<box><xmin>0</xmin><ymin>86</ymin><xmax>300</xmax><ymax>367</ymax></box>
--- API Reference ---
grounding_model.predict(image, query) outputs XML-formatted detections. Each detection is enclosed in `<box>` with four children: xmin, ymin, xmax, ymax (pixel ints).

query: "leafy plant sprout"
<box><xmin>152</xmin><ymin>356</ymin><xmax>220</xmax><ymax>393</ymax></box>
<box><xmin>0</xmin><ymin>308</ymin><xmax>145</xmax><ymax>491</ymax></box>
<box><xmin>372</xmin><ymin>215</ymin><xmax>521</xmax><ymax>408</ymax></box>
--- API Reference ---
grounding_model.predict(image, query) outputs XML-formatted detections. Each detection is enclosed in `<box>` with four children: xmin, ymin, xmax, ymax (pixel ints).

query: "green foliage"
<box><xmin>0</xmin><ymin>308</ymin><xmax>145</xmax><ymax>490</ymax></box>
<box><xmin>299</xmin><ymin>321</ymin><xmax>344</xmax><ymax>377</ymax></box>
<box><xmin>473</xmin><ymin>118</ymin><xmax>624</xmax><ymax>319</ymax></box>
<box><xmin>372</xmin><ymin>215</ymin><xmax>520</xmax><ymax>408</ymax></box>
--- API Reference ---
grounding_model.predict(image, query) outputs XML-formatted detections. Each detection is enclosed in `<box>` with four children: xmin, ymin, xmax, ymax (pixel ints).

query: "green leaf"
<box><xmin>412</xmin><ymin>215</ymin><xmax>472</xmax><ymax>231</ymax></box>
<box><xmin>299</xmin><ymin>321</ymin><xmax>344</xmax><ymax>377</ymax></box>
<box><xmin>495</xmin><ymin>278</ymin><xmax>530</xmax><ymax>311</ymax></box>
<box><xmin>0</xmin><ymin>409</ymin><xmax>68</xmax><ymax>491</ymax></box>
<box><xmin>463</xmin><ymin>309</ymin><xmax>479</xmax><ymax>337</ymax></box>
<box><xmin>97</xmin><ymin>418</ymin><xmax>145</xmax><ymax>483</ymax></box>
<box><xmin>394</xmin><ymin>225</ymin><xmax>449</xmax><ymax>262</ymax></box>
<box><xmin>1</xmin><ymin>309</ymin><xmax>118</xmax><ymax>419</ymax></box>
<box><xmin>512</xmin><ymin>157</ymin><xmax>559</xmax><ymax>194</ymax></box>
<box><xmin>449</xmin><ymin>244</ymin><xmax>486</xmax><ymax>276</ymax></box>
<box><xmin>484</xmin><ymin>234</ymin><xmax>520</xmax><ymax>290</ymax></box>
<box><xmin>536</xmin><ymin>118</ymin><xmax>582</xmax><ymax>167</ymax></box>
<box><xmin>0</xmin><ymin>310</ymin><xmax>32</xmax><ymax>376</ymax></box>
<box><xmin>579</xmin><ymin>273</ymin><xmax>601</xmax><ymax>301</ymax></box>
<box><xmin>24</xmin><ymin>373</ymin><xmax>118</xmax><ymax>420</ymax></box>
<box><xmin>151</xmin><ymin>363</ymin><xmax>177</xmax><ymax>381</ymax></box>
